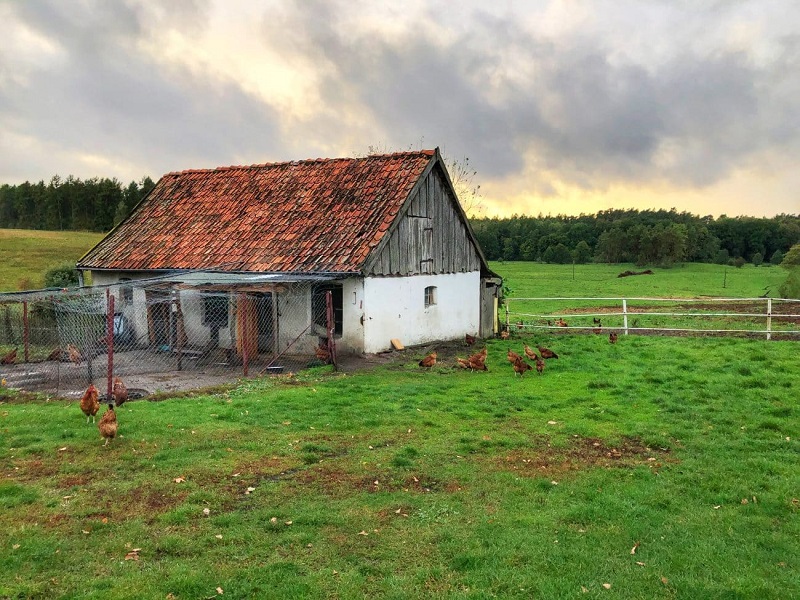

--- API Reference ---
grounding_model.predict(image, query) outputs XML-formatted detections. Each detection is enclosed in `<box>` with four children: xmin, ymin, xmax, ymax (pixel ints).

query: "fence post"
<box><xmin>326</xmin><ymin>290</ymin><xmax>337</xmax><ymax>370</ymax></box>
<box><xmin>22</xmin><ymin>301</ymin><xmax>29</xmax><ymax>363</ymax></box>
<box><xmin>106</xmin><ymin>291</ymin><xmax>114</xmax><ymax>400</ymax></box>
<box><xmin>505</xmin><ymin>299</ymin><xmax>510</xmax><ymax>332</ymax></box>
<box><xmin>622</xmin><ymin>298</ymin><xmax>629</xmax><ymax>335</ymax></box>
<box><xmin>766</xmin><ymin>298</ymin><xmax>772</xmax><ymax>341</ymax></box>
<box><xmin>242</xmin><ymin>294</ymin><xmax>249</xmax><ymax>377</ymax></box>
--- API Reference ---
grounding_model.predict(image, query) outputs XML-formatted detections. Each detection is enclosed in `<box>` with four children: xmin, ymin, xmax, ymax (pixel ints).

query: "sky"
<box><xmin>1</xmin><ymin>0</ymin><xmax>798</xmax><ymax>219</ymax></box>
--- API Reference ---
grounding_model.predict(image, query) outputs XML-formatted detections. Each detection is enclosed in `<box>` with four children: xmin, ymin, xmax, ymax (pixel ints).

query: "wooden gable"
<box><xmin>364</xmin><ymin>157</ymin><xmax>483</xmax><ymax>277</ymax></box>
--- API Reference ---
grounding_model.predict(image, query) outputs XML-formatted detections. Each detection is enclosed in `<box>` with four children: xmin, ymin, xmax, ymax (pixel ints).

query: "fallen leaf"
<box><xmin>551</xmin><ymin>480</ymin><xmax>558</xmax><ymax>485</ymax></box>
<box><xmin>58</xmin><ymin>447</ymin><xmax>67</xmax><ymax>452</ymax></box>
<box><xmin>602</xmin><ymin>583</ymin><xmax>612</xmax><ymax>590</ymax></box>
<box><xmin>13</xmin><ymin>544</ymin><xmax>20</xmax><ymax>549</ymax></box>
<box><xmin>713</xmin><ymin>505</ymin><xmax>721</xmax><ymax>509</ymax></box>
<box><xmin>660</xmin><ymin>576</ymin><xmax>669</xmax><ymax>586</ymax></box>
<box><xmin>232</xmin><ymin>473</ymin><xmax>241</xmax><ymax>477</ymax></box>
<box><xmin>547</xmin><ymin>420</ymin><xmax>557</xmax><ymax>425</ymax></box>
<box><xmin>101</xmin><ymin>517</ymin><xmax>108</xmax><ymax>524</ymax></box>
<box><xmin>285</xmin><ymin>520</ymin><xmax>293</xmax><ymax>526</ymax></box>
<box><xmin>357</xmin><ymin>530</ymin><xmax>368</xmax><ymax>536</ymax></box>
<box><xmin>166</xmin><ymin>594</ymin><xmax>177</xmax><ymax>600</ymax></box>
<box><xmin>124</xmin><ymin>549</ymin><xmax>140</xmax><ymax>561</ymax></box>
<box><xmin>636</xmin><ymin>561</ymin><xmax>646</xmax><ymax>566</ymax></box>
<box><xmin>215</xmin><ymin>534</ymin><xmax>223</xmax><ymax>539</ymax></box>
<box><xmin>741</xmin><ymin>498</ymin><xmax>749</xmax><ymax>504</ymax></box>
<box><xmin>81</xmin><ymin>530</ymin><xmax>90</xmax><ymax>534</ymax></box>
<box><xmin>395</xmin><ymin>508</ymin><xmax>402</xmax><ymax>514</ymax></box>
<box><xmin>216</xmin><ymin>587</ymin><xmax>224</xmax><ymax>594</ymax></box>
<box><xmin>631</xmin><ymin>541</ymin><xmax>640</xmax><ymax>555</ymax></box>
<box><xmin>245</xmin><ymin>487</ymin><xmax>256</xmax><ymax>494</ymax></box>
<box><xmin>270</xmin><ymin>517</ymin><xmax>278</xmax><ymax>524</ymax></box>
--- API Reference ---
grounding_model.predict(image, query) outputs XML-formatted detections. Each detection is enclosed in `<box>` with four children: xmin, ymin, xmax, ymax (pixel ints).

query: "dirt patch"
<box><xmin>618</xmin><ymin>269</ymin><xmax>654</xmax><ymax>277</ymax></box>
<box><xmin>489</xmin><ymin>435</ymin><xmax>673</xmax><ymax>478</ymax></box>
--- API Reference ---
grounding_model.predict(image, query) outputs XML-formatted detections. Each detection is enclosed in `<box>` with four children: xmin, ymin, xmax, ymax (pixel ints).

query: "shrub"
<box><xmin>751</xmin><ymin>252</ymin><xmax>763</xmax><ymax>267</ymax></box>
<box><xmin>770</xmin><ymin>250</ymin><xmax>784</xmax><ymax>266</ymax></box>
<box><xmin>733</xmin><ymin>257</ymin><xmax>746</xmax><ymax>269</ymax></box>
<box><xmin>43</xmin><ymin>264</ymin><xmax>80</xmax><ymax>289</ymax></box>
<box><xmin>714</xmin><ymin>249</ymin><xmax>730</xmax><ymax>265</ymax></box>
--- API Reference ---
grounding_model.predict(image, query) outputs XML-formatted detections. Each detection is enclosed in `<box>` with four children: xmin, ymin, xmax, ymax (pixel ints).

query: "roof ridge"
<box><xmin>165</xmin><ymin>149</ymin><xmax>436</xmax><ymax>177</ymax></box>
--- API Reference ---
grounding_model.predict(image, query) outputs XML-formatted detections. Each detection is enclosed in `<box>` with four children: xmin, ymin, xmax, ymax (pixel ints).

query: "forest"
<box><xmin>0</xmin><ymin>176</ymin><xmax>798</xmax><ymax>267</ymax></box>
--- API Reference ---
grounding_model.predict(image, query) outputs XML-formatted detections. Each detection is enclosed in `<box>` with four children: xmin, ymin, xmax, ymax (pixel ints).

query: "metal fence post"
<box><xmin>22</xmin><ymin>301</ymin><xmax>29</xmax><ymax>363</ymax></box>
<box><xmin>623</xmin><ymin>298</ymin><xmax>629</xmax><ymax>335</ymax></box>
<box><xmin>242</xmin><ymin>293</ymin><xmax>249</xmax><ymax>377</ymax></box>
<box><xmin>766</xmin><ymin>298</ymin><xmax>772</xmax><ymax>341</ymax></box>
<box><xmin>326</xmin><ymin>290</ymin><xmax>337</xmax><ymax>369</ymax></box>
<box><xmin>106</xmin><ymin>291</ymin><xmax>115</xmax><ymax>400</ymax></box>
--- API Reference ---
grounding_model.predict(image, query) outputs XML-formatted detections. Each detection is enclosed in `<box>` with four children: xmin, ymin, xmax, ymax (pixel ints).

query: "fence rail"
<box><xmin>504</xmin><ymin>296</ymin><xmax>800</xmax><ymax>340</ymax></box>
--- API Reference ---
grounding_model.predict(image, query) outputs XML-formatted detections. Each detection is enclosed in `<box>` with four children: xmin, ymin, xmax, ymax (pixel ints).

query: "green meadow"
<box><xmin>1</xmin><ymin>337</ymin><xmax>798</xmax><ymax>598</ymax></box>
<box><xmin>0</xmin><ymin>229</ymin><xmax>104</xmax><ymax>291</ymax></box>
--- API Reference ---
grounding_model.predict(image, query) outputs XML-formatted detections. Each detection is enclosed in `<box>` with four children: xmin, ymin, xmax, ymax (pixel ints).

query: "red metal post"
<box><xmin>242</xmin><ymin>294</ymin><xmax>249</xmax><ymax>377</ymax></box>
<box><xmin>325</xmin><ymin>290</ymin><xmax>337</xmax><ymax>369</ymax></box>
<box><xmin>22</xmin><ymin>301</ymin><xmax>29</xmax><ymax>363</ymax></box>
<box><xmin>106</xmin><ymin>291</ymin><xmax>114</xmax><ymax>401</ymax></box>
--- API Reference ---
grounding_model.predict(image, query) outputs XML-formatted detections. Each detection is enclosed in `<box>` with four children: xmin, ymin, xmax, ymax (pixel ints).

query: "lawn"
<box><xmin>1</xmin><ymin>334</ymin><xmax>797</xmax><ymax>599</ymax></box>
<box><xmin>0</xmin><ymin>229</ymin><xmax>105</xmax><ymax>291</ymax></box>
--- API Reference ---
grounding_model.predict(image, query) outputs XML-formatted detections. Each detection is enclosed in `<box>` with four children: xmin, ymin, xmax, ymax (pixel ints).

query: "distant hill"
<box><xmin>0</xmin><ymin>228</ymin><xmax>105</xmax><ymax>292</ymax></box>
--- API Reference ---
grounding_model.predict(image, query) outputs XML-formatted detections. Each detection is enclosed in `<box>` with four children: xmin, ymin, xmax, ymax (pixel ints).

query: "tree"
<box><xmin>446</xmin><ymin>155</ymin><xmax>484</xmax><ymax>217</ymax></box>
<box><xmin>572</xmin><ymin>240</ymin><xmax>592</xmax><ymax>264</ymax></box>
<box><xmin>714</xmin><ymin>249</ymin><xmax>730</xmax><ymax>265</ymax></box>
<box><xmin>752</xmin><ymin>252</ymin><xmax>763</xmax><ymax>267</ymax></box>
<box><xmin>781</xmin><ymin>243</ymin><xmax>800</xmax><ymax>267</ymax></box>
<box><xmin>770</xmin><ymin>249</ymin><xmax>784</xmax><ymax>265</ymax></box>
<box><xmin>733</xmin><ymin>257</ymin><xmax>746</xmax><ymax>268</ymax></box>
<box><xmin>44</xmin><ymin>264</ymin><xmax>80</xmax><ymax>288</ymax></box>
<box><xmin>543</xmin><ymin>243</ymin><xmax>572</xmax><ymax>264</ymax></box>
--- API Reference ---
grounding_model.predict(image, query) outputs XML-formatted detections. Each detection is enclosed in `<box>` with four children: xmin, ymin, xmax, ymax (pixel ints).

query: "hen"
<box><xmin>499</xmin><ymin>329</ymin><xmax>510</xmax><ymax>340</ymax></box>
<box><xmin>456</xmin><ymin>348</ymin><xmax>488</xmax><ymax>371</ymax></box>
<box><xmin>98</xmin><ymin>405</ymin><xmax>118</xmax><ymax>446</ymax></box>
<box><xmin>0</xmin><ymin>348</ymin><xmax>17</xmax><ymax>365</ymax></box>
<box><xmin>418</xmin><ymin>352</ymin><xmax>437</xmax><ymax>369</ymax></box>
<box><xmin>465</xmin><ymin>333</ymin><xmax>476</xmax><ymax>346</ymax></box>
<box><xmin>535</xmin><ymin>357</ymin><xmax>545</xmax><ymax>374</ymax></box>
<box><xmin>537</xmin><ymin>345</ymin><xmax>559</xmax><ymax>359</ymax></box>
<box><xmin>67</xmin><ymin>344</ymin><xmax>83</xmax><ymax>365</ymax></box>
<box><xmin>523</xmin><ymin>345</ymin><xmax>538</xmax><ymax>362</ymax></box>
<box><xmin>112</xmin><ymin>377</ymin><xmax>128</xmax><ymax>407</ymax></box>
<box><xmin>507</xmin><ymin>348</ymin><xmax>523</xmax><ymax>364</ymax></box>
<box><xmin>315</xmin><ymin>343</ymin><xmax>331</xmax><ymax>364</ymax></box>
<box><xmin>47</xmin><ymin>347</ymin><xmax>62</xmax><ymax>361</ymax></box>
<box><xmin>512</xmin><ymin>356</ymin><xmax>532</xmax><ymax>377</ymax></box>
<box><xmin>556</xmin><ymin>318</ymin><xmax>568</xmax><ymax>327</ymax></box>
<box><xmin>80</xmin><ymin>384</ymin><xmax>100</xmax><ymax>424</ymax></box>
<box><xmin>609</xmin><ymin>332</ymin><xmax>618</xmax><ymax>344</ymax></box>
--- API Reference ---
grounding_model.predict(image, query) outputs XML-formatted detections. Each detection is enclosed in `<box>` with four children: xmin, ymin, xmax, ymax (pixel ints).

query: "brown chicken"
<box><xmin>523</xmin><ymin>345</ymin><xmax>538</xmax><ymax>362</ymax></box>
<box><xmin>556</xmin><ymin>318</ymin><xmax>568</xmax><ymax>327</ymax></box>
<box><xmin>0</xmin><ymin>348</ymin><xmax>17</xmax><ymax>365</ymax></box>
<box><xmin>456</xmin><ymin>349</ymin><xmax>488</xmax><ymax>371</ymax></box>
<box><xmin>537</xmin><ymin>345</ymin><xmax>559</xmax><ymax>359</ymax></box>
<box><xmin>67</xmin><ymin>344</ymin><xmax>83</xmax><ymax>365</ymax></box>
<box><xmin>507</xmin><ymin>348</ymin><xmax>522</xmax><ymax>364</ymax></box>
<box><xmin>112</xmin><ymin>377</ymin><xmax>128</xmax><ymax>407</ymax></box>
<box><xmin>500</xmin><ymin>329</ymin><xmax>510</xmax><ymax>340</ymax></box>
<box><xmin>98</xmin><ymin>405</ymin><xmax>118</xmax><ymax>446</ymax></box>
<box><xmin>535</xmin><ymin>357</ymin><xmax>545</xmax><ymax>374</ymax></box>
<box><xmin>465</xmin><ymin>333</ymin><xmax>476</xmax><ymax>346</ymax></box>
<box><xmin>80</xmin><ymin>384</ymin><xmax>100</xmax><ymax>424</ymax></box>
<box><xmin>47</xmin><ymin>347</ymin><xmax>62</xmax><ymax>361</ymax></box>
<box><xmin>609</xmin><ymin>332</ymin><xmax>618</xmax><ymax>344</ymax></box>
<box><xmin>315</xmin><ymin>344</ymin><xmax>331</xmax><ymax>363</ymax></box>
<box><xmin>418</xmin><ymin>352</ymin><xmax>437</xmax><ymax>369</ymax></box>
<box><xmin>515</xmin><ymin>320</ymin><xmax>524</xmax><ymax>330</ymax></box>
<box><xmin>512</xmin><ymin>356</ymin><xmax>532</xmax><ymax>377</ymax></box>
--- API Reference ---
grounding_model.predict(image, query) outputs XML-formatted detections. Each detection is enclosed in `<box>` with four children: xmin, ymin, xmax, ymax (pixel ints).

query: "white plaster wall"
<box><xmin>362</xmin><ymin>272</ymin><xmax>480</xmax><ymax>353</ymax></box>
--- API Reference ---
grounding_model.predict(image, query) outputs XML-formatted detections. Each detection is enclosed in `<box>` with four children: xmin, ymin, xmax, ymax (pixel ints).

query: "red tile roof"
<box><xmin>79</xmin><ymin>150</ymin><xmax>436</xmax><ymax>273</ymax></box>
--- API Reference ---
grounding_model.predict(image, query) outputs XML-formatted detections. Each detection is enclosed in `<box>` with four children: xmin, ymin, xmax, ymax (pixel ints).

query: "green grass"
<box><xmin>0</xmin><ymin>229</ymin><xmax>104</xmax><ymax>291</ymax></box>
<box><xmin>1</xmin><ymin>335</ymin><xmax>798</xmax><ymax>599</ymax></box>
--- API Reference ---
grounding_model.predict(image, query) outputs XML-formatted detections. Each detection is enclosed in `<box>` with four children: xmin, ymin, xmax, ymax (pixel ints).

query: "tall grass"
<box><xmin>0</xmin><ymin>229</ymin><xmax>104</xmax><ymax>291</ymax></box>
<box><xmin>1</xmin><ymin>335</ymin><xmax>797</xmax><ymax>599</ymax></box>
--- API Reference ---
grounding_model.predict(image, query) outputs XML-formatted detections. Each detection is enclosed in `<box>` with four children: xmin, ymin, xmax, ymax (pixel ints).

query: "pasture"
<box><xmin>0</xmin><ymin>229</ymin><xmax>104</xmax><ymax>291</ymax></box>
<box><xmin>1</xmin><ymin>333</ymin><xmax>798</xmax><ymax>599</ymax></box>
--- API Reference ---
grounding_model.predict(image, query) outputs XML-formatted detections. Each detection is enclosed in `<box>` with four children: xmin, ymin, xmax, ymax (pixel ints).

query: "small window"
<box><xmin>203</xmin><ymin>294</ymin><xmax>229</xmax><ymax>327</ymax></box>
<box><xmin>119</xmin><ymin>278</ymin><xmax>133</xmax><ymax>306</ymax></box>
<box><xmin>424</xmin><ymin>286</ymin><xmax>437</xmax><ymax>308</ymax></box>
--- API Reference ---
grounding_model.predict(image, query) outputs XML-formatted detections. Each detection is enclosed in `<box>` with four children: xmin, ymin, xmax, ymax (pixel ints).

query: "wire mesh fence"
<box><xmin>0</xmin><ymin>276</ymin><xmax>338</xmax><ymax>397</ymax></box>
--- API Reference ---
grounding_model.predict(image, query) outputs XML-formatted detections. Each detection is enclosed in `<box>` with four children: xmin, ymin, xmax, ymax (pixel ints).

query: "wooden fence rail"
<box><xmin>504</xmin><ymin>297</ymin><xmax>800</xmax><ymax>340</ymax></box>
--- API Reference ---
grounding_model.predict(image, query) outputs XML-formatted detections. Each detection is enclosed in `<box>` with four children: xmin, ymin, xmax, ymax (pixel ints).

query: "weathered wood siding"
<box><xmin>367</xmin><ymin>167</ymin><xmax>481</xmax><ymax>276</ymax></box>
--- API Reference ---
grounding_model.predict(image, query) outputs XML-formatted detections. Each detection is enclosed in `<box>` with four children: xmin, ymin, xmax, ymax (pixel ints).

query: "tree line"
<box><xmin>0</xmin><ymin>175</ymin><xmax>155</xmax><ymax>232</ymax></box>
<box><xmin>471</xmin><ymin>209</ymin><xmax>800</xmax><ymax>267</ymax></box>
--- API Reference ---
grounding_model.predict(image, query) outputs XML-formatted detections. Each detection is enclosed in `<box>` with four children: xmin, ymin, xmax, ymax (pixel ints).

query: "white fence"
<box><xmin>504</xmin><ymin>297</ymin><xmax>800</xmax><ymax>340</ymax></box>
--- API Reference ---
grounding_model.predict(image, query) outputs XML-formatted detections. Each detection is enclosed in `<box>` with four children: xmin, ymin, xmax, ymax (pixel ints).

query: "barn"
<box><xmin>77</xmin><ymin>148</ymin><xmax>501</xmax><ymax>357</ymax></box>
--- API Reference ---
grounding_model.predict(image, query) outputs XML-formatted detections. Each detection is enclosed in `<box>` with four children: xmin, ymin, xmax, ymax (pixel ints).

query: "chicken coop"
<box><xmin>0</xmin><ymin>273</ymin><xmax>339</xmax><ymax>397</ymax></box>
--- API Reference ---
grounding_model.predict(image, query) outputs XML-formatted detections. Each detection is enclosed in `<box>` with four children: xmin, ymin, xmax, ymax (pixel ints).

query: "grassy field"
<box><xmin>1</xmin><ymin>334</ymin><xmax>798</xmax><ymax>599</ymax></box>
<box><xmin>0</xmin><ymin>229</ymin><xmax>105</xmax><ymax>291</ymax></box>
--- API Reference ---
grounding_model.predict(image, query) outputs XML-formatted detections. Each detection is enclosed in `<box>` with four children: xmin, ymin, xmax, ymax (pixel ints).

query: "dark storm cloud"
<box><xmin>0</xmin><ymin>0</ymin><xmax>284</xmax><ymax>180</ymax></box>
<box><xmin>260</xmin><ymin>1</ymin><xmax>799</xmax><ymax>192</ymax></box>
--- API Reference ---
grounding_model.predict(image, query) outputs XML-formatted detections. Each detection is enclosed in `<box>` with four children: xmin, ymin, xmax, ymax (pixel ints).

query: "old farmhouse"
<box><xmin>77</xmin><ymin>148</ymin><xmax>501</xmax><ymax>357</ymax></box>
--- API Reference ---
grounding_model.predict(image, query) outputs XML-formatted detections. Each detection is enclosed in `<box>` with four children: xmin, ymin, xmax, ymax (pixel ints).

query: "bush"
<box><xmin>780</xmin><ymin>244</ymin><xmax>800</xmax><ymax>268</ymax></box>
<box><xmin>751</xmin><ymin>252</ymin><xmax>763</xmax><ymax>267</ymax></box>
<box><xmin>770</xmin><ymin>250</ymin><xmax>784</xmax><ymax>266</ymax></box>
<box><xmin>733</xmin><ymin>257</ymin><xmax>746</xmax><ymax>269</ymax></box>
<box><xmin>43</xmin><ymin>264</ymin><xmax>80</xmax><ymax>289</ymax></box>
<box><xmin>714</xmin><ymin>249</ymin><xmax>730</xmax><ymax>265</ymax></box>
<box><xmin>779</xmin><ymin>268</ymin><xmax>800</xmax><ymax>299</ymax></box>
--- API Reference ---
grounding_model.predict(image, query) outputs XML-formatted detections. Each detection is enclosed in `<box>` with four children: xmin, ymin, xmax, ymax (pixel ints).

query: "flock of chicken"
<box><xmin>79</xmin><ymin>377</ymin><xmax>127</xmax><ymax>446</ymax></box>
<box><xmin>1</xmin><ymin>343</ymin><xmax>86</xmax><ymax>366</ymax></box>
<box><xmin>418</xmin><ymin>329</ymin><xmax>618</xmax><ymax>376</ymax></box>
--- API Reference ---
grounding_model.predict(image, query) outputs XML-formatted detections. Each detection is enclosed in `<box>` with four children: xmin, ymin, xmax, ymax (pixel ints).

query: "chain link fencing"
<box><xmin>0</xmin><ymin>275</ymin><xmax>338</xmax><ymax>397</ymax></box>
